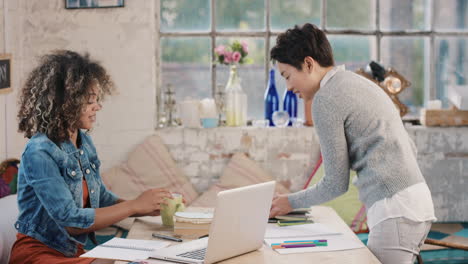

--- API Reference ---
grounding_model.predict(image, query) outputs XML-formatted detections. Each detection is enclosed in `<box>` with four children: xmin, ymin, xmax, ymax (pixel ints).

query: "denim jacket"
<box><xmin>15</xmin><ymin>130</ymin><xmax>119</xmax><ymax>257</ymax></box>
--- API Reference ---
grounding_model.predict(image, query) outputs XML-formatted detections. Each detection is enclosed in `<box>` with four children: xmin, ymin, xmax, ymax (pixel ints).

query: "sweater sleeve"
<box><xmin>288</xmin><ymin>95</ymin><xmax>351</xmax><ymax>208</ymax></box>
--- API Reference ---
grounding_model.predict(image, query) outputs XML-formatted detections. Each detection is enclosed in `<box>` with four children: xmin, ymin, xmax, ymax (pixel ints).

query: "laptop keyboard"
<box><xmin>177</xmin><ymin>247</ymin><xmax>207</xmax><ymax>260</ymax></box>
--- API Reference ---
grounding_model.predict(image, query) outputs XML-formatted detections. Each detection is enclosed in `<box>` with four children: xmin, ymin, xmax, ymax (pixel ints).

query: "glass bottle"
<box><xmin>225</xmin><ymin>65</ymin><xmax>247</xmax><ymax>126</ymax></box>
<box><xmin>283</xmin><ymin>90</ymin><xmax>298</xmax><ymax>126</ymax></box>
<box><xmin>264</xmin><ymin>69</ymin><xmax>279</xmax><ymax>126</ymax></box>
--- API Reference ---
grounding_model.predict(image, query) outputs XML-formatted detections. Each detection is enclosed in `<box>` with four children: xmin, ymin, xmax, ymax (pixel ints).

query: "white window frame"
<box><xmin>156</xmin><ymin>0</ymin><xmax>468</xmax><ymax>126</ymax></box>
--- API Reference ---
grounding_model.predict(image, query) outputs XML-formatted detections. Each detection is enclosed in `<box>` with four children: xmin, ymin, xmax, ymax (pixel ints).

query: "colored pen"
<box><xmin>282</xmin><ymin>244</ymin><xmax>317</xmax><ymax>248</ymax></box>
<box><xmin>283</xmin><ymin>239</ymin><xmax>327</xmax><ymax>243</ymax></box>
<box><xmin>152</xmin><ymin>233</ymin><xmax>183</xmax><ymax>242</ymax></box>
<box><xmin>272</xmin><ymin>242</ymin><xmax>316</xmax><ymax>246</ymax></box>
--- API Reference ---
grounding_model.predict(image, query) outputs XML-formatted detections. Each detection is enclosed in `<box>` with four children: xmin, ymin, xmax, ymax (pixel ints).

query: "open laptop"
<box><xmin>150</xmin><ymin>181</ymin><xmax>275</xmax><ymax>264</ymax></box>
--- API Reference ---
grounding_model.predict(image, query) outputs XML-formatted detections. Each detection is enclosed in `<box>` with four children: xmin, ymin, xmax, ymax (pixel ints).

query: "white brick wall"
<box><xmin>156</xmin><ymin>127</ymin><xmax>321</xmax><ymax>193</ymax></box>
<box><xmin>153</xmin><ymin>126</ymin><xmax>468</xmax><ymax>221</ymax></box>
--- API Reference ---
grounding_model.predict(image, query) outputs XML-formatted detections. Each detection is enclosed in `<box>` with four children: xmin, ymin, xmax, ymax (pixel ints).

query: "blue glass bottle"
<box><xmin>283</xmin><ymin>90</ymin><xmax>298</xmax><ymax>126</ymax></box>
<box><xmin>264</xmin><ymin>69</ymin><xmax>279</xmax><ymax>126</ymax></box>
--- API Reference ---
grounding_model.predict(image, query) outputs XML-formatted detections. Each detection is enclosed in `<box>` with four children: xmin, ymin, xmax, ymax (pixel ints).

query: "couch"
<box><xmin>0</xmin><ymin>194</ymin><xmax>18</xmax><ymax>264</ymax></box>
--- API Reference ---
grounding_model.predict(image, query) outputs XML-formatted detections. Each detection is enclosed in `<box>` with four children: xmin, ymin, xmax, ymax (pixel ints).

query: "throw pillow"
<box><xmin>191</xmin><ymin>152</ymin><xmax>290</xmax><ymax>207</ymax></box>
<box><xmin>0</xmin><ymin>159</ymin><xmax>20</xmax><ymax>198</ymax></box>
<box><xmin>102</xmin><ymin>134</ymin><xmax>199</xmax><ymax>204</ymax></box>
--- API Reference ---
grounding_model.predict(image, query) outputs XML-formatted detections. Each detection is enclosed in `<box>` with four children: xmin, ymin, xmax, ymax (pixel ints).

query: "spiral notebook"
<box><xmin>80</xmin><ymin>237</ymin><xmax>170</xmax><ymax>261</ymax></box>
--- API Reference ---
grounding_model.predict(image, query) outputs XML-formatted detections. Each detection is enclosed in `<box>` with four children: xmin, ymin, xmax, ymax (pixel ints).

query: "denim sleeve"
<box><xmin>23</xmin><ymin>150</ymin><xmax>95</xmax><ymax>229</ymax></box>
<box><xmin>98</xmin><ymin>173</ymin><xmax>119</xmax><ymax>207</ymax></box>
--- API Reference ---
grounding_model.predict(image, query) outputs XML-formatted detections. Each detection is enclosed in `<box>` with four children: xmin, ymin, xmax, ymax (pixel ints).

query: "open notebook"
<box><xmin>80</xmin><ymin>237</ymin><xmax>170</xmax><ymax>261</ymax></box>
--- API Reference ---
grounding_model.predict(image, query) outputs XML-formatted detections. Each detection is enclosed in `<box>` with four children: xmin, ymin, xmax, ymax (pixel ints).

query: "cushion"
<box><xmin>0</xmin><ymin>178</ymin><xmax>10</xmax><ymax>199</ymax></box>
<box><xmin>306</xmin><ymin>155</ymin><xmax>367</xmax><ymax>233</ymax></box>
<box><xmin>0</xmin><ymin>159</ymin><xmax>20</xmax><ymax>198</ymax></box>
<box><xmin>102</xmin><ymin>134</ymin><xmax>199</xmax><ymax>205</ymax></box>
<box><xmin>191</xmin><ymin>153</ymin><xmax>290</xmax><ymax>207</ymax></box>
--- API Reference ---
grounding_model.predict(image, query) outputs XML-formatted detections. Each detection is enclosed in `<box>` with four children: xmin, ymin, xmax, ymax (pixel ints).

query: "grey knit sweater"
<box><xmin>288</xmin><ymin>66</ymin><xmax>425</xmax><ymax>210</ymax></box>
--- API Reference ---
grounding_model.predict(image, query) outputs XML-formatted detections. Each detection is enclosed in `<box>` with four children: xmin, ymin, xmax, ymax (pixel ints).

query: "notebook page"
<box><xmin>80</xmin><ymin>246</ymin><xmax>151</xmax><ymax>261</ymax></box>
<box><xmin>102</xmin><ymin>238</ymin><xmax>170</xmax><ymax>251</ymax></box>
<box><xmin>80</xmin><ymin>238</ymin><xmax>170</xmax><ymax>261</ymax></box>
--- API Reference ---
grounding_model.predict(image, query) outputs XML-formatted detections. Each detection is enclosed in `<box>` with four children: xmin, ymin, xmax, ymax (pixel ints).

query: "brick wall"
<box><xmin>156</xmin><ymin>126</ymin><xmax>468</xmax><ymax>222</ymax></box>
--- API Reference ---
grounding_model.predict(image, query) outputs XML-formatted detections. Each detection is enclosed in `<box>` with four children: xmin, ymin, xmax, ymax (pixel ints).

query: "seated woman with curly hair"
<box><xmin>10</xmin><ymin>50</ymin><xmax>174</xmax><ymax>264</ymax></box>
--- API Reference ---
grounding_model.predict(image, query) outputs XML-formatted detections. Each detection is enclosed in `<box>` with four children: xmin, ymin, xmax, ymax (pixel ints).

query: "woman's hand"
<box><xmin>67</xmin><ymin>188</ymin><xmax>172</xmax><ymax>235</ymax></box>
<box><xmin>269</xmin><ymin>194</ymin><xmax>293</xmax><ymax>218</ymax></box>
<box><xmin>130</xmin><ymin>188</ymin><xmax>172</xmax><ymax>216</ymax></box>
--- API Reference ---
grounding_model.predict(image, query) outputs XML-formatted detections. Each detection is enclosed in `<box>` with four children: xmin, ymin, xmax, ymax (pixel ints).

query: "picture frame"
<box><xmin>65</xmin><ymin>0</ymin><xmax>124</xmax><ymax>9</ymax></box>
<box><xmin>0</xmin><ymin>53</ymin><xmax>12</xmax><ymax>94</ymax></box>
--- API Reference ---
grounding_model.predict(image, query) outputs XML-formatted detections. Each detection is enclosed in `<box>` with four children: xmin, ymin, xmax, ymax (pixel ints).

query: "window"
<box><xmin>158</xmin><ymin>0</ymin><xmax>468</xmax><ymax>122</ymax></box>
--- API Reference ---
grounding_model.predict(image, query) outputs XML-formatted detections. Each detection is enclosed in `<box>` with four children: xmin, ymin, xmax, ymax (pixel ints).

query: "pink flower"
<box><xmin>241</xmin><ymin>41</ymin><xmax>248</xmax><ymax>54</ymax></box>
<box><xmin>214</xmin><ymin>45</ymin><xmax>225</xmax><ymax>56</ymax></box>
<box><xmin>232</xmin><ymin>51</ymin><xmax>241</xmax><ymax>63</ymax></box>
<box><xmin>223</xmin><ymin>51</ymin><xmax>232</xmax><ymax>64</ymax></box>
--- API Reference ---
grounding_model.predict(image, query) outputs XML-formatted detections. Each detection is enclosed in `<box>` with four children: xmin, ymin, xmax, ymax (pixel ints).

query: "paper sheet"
<box><xmin>264</xmin><ymin>234</ymin><xmax>365</xmax><ymax>254</ymax></box>
<box><xmin>264</xmin><ymin>223</ymin><xmax>340</xmax><ymax>239</ymax></box>
<box><xmin>80</xmin><ymin>238</ymin><xmax>170</xmax><ymax>261</ymax></box>
<box><xmin>81</xmin><ymin>246</ymin><xmax>152</xmax><ymax>261</ymax></box>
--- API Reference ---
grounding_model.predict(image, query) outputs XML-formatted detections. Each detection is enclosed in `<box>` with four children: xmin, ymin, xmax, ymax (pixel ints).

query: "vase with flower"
<box><xmin>214</xmin><ymin>40</ymin><xmax>252</xmax><ymax>126</ymax></box>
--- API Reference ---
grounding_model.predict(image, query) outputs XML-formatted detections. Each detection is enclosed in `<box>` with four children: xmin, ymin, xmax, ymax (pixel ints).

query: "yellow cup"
<box><xmin>161</xmin><ymin>193</ymin><xmax>185</xmax><ymax>227</ymax></box>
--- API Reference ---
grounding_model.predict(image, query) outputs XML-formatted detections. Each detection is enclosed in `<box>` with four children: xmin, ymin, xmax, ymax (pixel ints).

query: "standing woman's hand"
<box><xmin>269</xmin><ymin>194</ymin><xmax>293</xmax><ymax>218</ymax></box>
<box><xmin>131</xmin><ymin>188</ymin><xmax>172</xmax><ymax>216</ymax></box>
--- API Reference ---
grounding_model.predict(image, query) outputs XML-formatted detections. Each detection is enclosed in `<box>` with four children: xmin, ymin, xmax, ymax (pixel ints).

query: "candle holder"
<box><xmin>163</xmin><ymin>84</ymin><xmax>179</xmax><ymax>127</ymax></box>
<box><xmin>215</xmin><ymin>84</ymin><xmax>226</xmax><ymax>126</ymax></box>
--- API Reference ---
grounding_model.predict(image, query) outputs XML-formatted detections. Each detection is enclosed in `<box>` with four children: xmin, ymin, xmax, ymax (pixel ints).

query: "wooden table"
<box><xmin>116</xmin><ymin>206</ymin><xmax>381</xmax><ymax>264</ymax></box>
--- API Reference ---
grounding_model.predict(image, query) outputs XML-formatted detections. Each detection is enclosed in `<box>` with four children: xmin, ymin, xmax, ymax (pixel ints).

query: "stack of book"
<box><xmin>173</xmin><ymin>212</ymin><xmax>213</xmax><ymax>237</ymax></box>
<box><xmin>269</xmin><ymin>208</ymin><xmax>313</xmax><ymax>226</ymax></box>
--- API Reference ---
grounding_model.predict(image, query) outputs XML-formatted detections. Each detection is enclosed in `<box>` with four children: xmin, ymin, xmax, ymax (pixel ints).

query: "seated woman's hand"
<box><xmin>131</xmin><ymin>188</ymin><xmax>172</xmax><ymax>216</ymax></box>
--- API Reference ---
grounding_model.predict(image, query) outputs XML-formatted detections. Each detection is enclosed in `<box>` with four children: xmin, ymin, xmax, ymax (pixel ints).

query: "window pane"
<box><xmin>215</xmin><ymin>38</ymin><xmax>265</xmax><ymax>120</ymax></box>
<box><xmin>270</xmin><ymin>0</ymin><xmax>321</xmax><ymax>31</ymax></box>
<box><xmin>379</xmin><ymin>0</ymin><xmax>429</xmax><ymax>31</ymax></box>
<box><xmin>161</xmin><ymin>0</ymin><xmax>210</xmax><ymax>32</ymax></box>
<box><xmin>161</xmin><ymin>37</ymin><xmax>212</xmax><ymax>102</ymax></box>
<box><xmin>216</xmin><ymin>0</ymin><xmax>264</xmax><ymax>31</ymax></box>
<box><xmin>434</xmin><ymin>0</ymin><xmax>468</xmax><ymax>31</ymax></box>
<box><xmin>435</xmin><ymin>37</ymin><xmax>468</xmax><ymax>106</ymax></box>
<box><xmin>328</xmin><ymin>35</ymin><xmax>376</xmax><ymax>71</ymax></box>
<box><xmin>327</xmin><ymin>0</ymin><xmax>375</xmax><ymax>30</ymax></box>
<box><xmin>381</xmin><ymin>37</ymin><xmax>428</xmax><ymax>114</ymax></box>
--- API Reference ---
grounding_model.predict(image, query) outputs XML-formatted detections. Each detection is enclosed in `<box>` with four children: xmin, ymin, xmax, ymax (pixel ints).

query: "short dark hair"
<box><xmin>270</xmin><ymin>23</ymin><xmax>334</xmax><ymax>70</ymax></box>
<box><xmin>18</xmin><ymin>50</ymin><xmax>114</xmax><ymax>143</ymax></box>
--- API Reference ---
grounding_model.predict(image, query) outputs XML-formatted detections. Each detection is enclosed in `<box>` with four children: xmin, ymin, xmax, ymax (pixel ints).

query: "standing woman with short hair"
<box><xmin>10</xmin><ymin>50</ymin><xmax>173</xmax><ymax>264</ymax></box>
<box><xmin>269</xmin><ymin>24</ymin><xmax>436</xmax><ymax>264</ymax></box>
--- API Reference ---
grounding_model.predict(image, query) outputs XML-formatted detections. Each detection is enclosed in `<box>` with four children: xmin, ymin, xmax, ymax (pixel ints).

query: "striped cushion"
<box><xmin>102</xmin><ymin>134</ymin><xmax>199</xmax><ymax>204</ymax></box>
<box><xmin>191</xmin><ymin>153</ymin><xmax>290</xmax><ymax>207</ymax></box>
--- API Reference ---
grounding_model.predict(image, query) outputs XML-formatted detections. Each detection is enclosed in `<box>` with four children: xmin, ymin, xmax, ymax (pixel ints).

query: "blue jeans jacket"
<box><xmin>15</xmin><ymin>131</ymin><xmax>119</xmax><ymax>256</ymax></box>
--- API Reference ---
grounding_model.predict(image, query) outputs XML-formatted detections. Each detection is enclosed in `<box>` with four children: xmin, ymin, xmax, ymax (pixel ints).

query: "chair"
<box><xmin>415</xmin><ymin>238</ymin><xmax>468</xmax><ymax>264</ymax></box>
<box><xmin>0</xmin><ymin>194</ymin><xmax>18</xmax><ymax>264</ymax></box>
